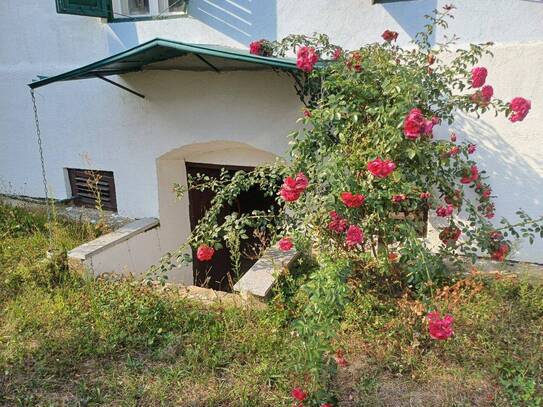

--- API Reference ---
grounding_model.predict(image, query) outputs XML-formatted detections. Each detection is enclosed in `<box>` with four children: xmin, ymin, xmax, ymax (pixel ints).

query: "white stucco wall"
<box><xmin>1</xmin><ymin>0</ymin><xmax>542</xmax><ymax>262</ymax></box>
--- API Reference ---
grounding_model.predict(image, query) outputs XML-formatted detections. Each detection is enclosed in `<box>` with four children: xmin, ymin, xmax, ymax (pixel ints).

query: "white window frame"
<box><xmin>112</xmin><ymin>0</ymin><xmax>186</xmax><ymax>18</ymax></box>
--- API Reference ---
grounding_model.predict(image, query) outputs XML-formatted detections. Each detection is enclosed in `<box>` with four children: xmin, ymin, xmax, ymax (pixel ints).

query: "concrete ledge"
<box><xmin>69</xmin><ymin>218</ymin><xmax>159</xmax><ymax>260</ymax></box>
<box><xmin>233</xmin><ymin>244</ymin><xmax>299</xmax><ymax>297</ymax></box>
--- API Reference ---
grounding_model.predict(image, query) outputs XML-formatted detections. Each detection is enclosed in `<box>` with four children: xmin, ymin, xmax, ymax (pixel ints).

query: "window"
<box><xmin>372</xmin><ymin>0</ymin><xmax>415</xmax><ymax>3</ymax></box>
<box><xmin>67</xmin><ymin>168</ymin><xmax>118</xmax><ymax>212</ymax></box>
<box><xmin>56</xmin><ymin>0</ymin><xmax>112</xmax><ymax>18</ymax></box>
<box><xmin>111</xmin><ymin>0</ymin><xmax>187</xmax><ymax>18</ymax></box>
<box><xmin>55</xmin><ymin>0</ymin><xmax>187</xmax><ymax>19</ymax></box>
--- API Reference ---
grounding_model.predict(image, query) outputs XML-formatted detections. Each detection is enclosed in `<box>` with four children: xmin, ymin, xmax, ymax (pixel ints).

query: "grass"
<box><xmin>0</xmin><ymin>202</ymin><xmax>542</xmax><ymax>406</ymax></box>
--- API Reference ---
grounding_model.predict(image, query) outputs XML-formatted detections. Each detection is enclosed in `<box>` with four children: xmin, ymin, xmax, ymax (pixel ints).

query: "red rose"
<box><xmin>471</xmin><ymin>85</ymin><xmax>493</xmax><ymax>106</ymax></box>
<box><xmin>280</xmin><ymin>172</ymin><xmax>309</xmax><ymax>202</ymax></box>
<box><xmin>382</xmin><ymin>30</ymin><xmax>399</xmax><ymax>42</ymax></box>
<box><xmin>467</xmin><ymin>144</ymin><xmax>476</xmax><ymax>154</ymax></box>
<box><xmin>427</xmin><ymin>311</ymin><xmax>454</xmax><ymax>340</ymax></box>
<box><xmin>328</xmin><ymin>211</ymin><xmax>348</xmax><ymax>233</ymax></box>
<box><xmin>448</xmin><ymin>146</ymin><xmax>460</xmax><ymax>156</ymax></box>
<box><xmin>403</xmin><ymin>108</ymin><xmax>426</xmax><ymax>139</ymax></box>
<box><xmin>491</xmin><ymin>243</ymin><xmax>510</xmax><ymax>262</ymax></box>
<box><xmin>196</xmin><ymin>244</ymin><xmax>215</xmax><ymax>261</ymax></box>
<box><xmin>280</xmin><ymin>188</ymin><xmax>300</xmax><ymax>202</ymax></box>
<box><xmin>278</xmin><ymin>237</ymin><xmax>293</xmax><ymax>252</ymax></box>
<box><xmin>392</xmin><ymin>194</ymin><xmax>406</xmax><ymax>203</ymax></box>
<box><xmin>303</xmin><ymin>109</ymin><xmax>312</xmax><ymax>117</ymax></box>
<box><xmin>481</xmin><ymin>85</ymin><xmax>493</xmax><ymax>102</ymax></box>
<box><xmin>249</xmin><ymin>39</ymin><xmax>273</xmax><ymax>57</ymax></box>
<box><xmin>296</xmin><ymin>46</ymin><xmax>319</xmax><ymax>72</ymax></box>
<box><xmin>450</xmin><ymin>133</ymin><xmax>457</xmax><ymax>142</ymax></box>
<box><xmin>280</xmin><ymin>176</ymin><xmax>301</xmax><ymax>202</ymax></box>
<box><xmin>460</xmin><ymin>165</ymin><xmax>479</xmax><ymax>184</ymax></box>
<box><xmin>340</xmin><ymin>192</ymin><xmax>366</xmax><ymax>208</ymax></box>
<box><xmin>436</xmin><ymin>204</ymin><xmax>454</xmax><ymax>217</ymax></box>
<box><xmin>509</xmin><ymin>97</ymin><xmax>531</xmax><ymax>122</ymax></box>
<box><xmin>367</xmin><ymin>157</ymin><xmax>396</xmax><ymax>178</ymax></box>
<box><xmin>249</xmin><ymin>40</ymin><xmax>262</xmax><ymax>55</ymax></box>
<box><xmin>345</xmin><ymin>225</ymin><xmax>364</xmax><ymax>248</ymax></box>
<box><xmin>471</xmin><ymin>67</ymin><xmax>488</xmax><ymax>88</ymax></box>
<box><xmin>420</xmin><ymin>192</ymin><xmax>431</xmax><ymax>200</ymax></box>
<box><xmin>291</xmin><ymin>387</ymin><xmax>307</xmax><ymax>401</ymax></box>
<box><xmin>439</xmin><ymin>226</ymin><xmax>461</xmax><ymax>245</ymax></box>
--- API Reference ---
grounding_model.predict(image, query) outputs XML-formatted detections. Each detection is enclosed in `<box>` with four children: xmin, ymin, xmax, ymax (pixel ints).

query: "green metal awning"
<box><xmin>28</xmin><ymin>38</ymin><xmax>299</xmax><ymax>90</ymax></box>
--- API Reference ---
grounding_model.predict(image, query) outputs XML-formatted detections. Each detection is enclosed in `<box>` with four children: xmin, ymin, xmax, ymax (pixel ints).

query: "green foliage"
<box><xmin>0</xmin><ymin>201</ymin><xmax>49</xmax><ymax>237</ymax></box>
<box><xmin>0</xmin><ymin>202</ymin><xmax>96</xmax><ymax>302</ymax></box>
<box><xmin>293</xmin><ymin>259</ymin><xmax>351</xmax><ymax>381</ymax></box>
<box><xmin>499</xmin><ymin>362</ymin><xmax>542</xmax><ymax>407</ymax></box>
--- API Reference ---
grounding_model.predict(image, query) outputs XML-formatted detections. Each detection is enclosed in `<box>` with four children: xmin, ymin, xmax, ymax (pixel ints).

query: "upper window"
<box><xmin>56</xmin><ymin>0</ymin><xmax>187</xmax><ymax>19</ymax></box>
<box><xmin>111</xmin><ymin>0</ymin><xmax>187</xmax><ymax>18</ymax></box>
<box><xmin>372</xmin><ymin>0</ymin><xmax>414</xmax><ymax>3</ymax></box>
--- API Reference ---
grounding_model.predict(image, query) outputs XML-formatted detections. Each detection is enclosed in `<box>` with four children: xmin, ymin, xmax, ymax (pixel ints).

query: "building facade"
<box><xmin>1</xmin><ymin>0</ymin><xmax>542</xmax><ymax>277</ymax></box>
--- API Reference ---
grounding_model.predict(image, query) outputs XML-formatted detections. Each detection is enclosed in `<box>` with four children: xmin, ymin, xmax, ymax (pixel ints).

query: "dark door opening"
<box><xmin>186</xmin><ymin>162</ymin><xmax>277</xmax><ymax>291</ymax></box>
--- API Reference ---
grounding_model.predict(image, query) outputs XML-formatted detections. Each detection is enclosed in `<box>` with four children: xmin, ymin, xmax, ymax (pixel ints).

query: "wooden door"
<box><xmin>186</xmin><ymin>162</ymin><xmax>276</xmax><ymax>291</ymax></box>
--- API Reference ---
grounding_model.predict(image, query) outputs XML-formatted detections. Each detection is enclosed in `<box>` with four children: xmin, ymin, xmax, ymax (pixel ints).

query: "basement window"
<box><xmin>67</xmin><ymin>168</ymin><xmax>117</xmax><ymax>212</ymax></box>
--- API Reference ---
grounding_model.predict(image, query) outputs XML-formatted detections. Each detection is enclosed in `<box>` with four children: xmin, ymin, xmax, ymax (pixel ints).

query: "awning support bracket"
<box><xmin>194</xmin><ymin>54</ymin><xmax>221</xmax><ymax>74</ymax></box>
<box><xmin>95</xmin><ymin>75</ymin><xmax>146</xmax><ymax>99</ymax></box>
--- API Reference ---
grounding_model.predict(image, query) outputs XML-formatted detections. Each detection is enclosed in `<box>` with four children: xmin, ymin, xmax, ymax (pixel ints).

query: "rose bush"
<box><xmin>155</xmin><ymin>6</ymin><xmax>542</xmax><ymax>404</ymax></box>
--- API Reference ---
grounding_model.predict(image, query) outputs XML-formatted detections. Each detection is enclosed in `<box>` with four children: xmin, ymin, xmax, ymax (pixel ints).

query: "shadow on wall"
<box><xmin>376</xmin><ymin>0</ymin><xmax>438</xmax><ymax>43</ymax></box>
<box><xmin>107</xmin><ymin>22</ymin><xmax>140</xmax><ymax>53</ymax></box>
<box><xmin>189</xmin><ymin>0</ymin><xmax>277</xmax><ymax>44</ymax></box>
<box><xmin>105</xmin><ymin>0</ymin><xmax>277</xmax><ymax>53</ymax></box>
<box><xmin>451</xmin><ymin>112</ymin><xmax>543</xmax><ymax>261</ymax></box>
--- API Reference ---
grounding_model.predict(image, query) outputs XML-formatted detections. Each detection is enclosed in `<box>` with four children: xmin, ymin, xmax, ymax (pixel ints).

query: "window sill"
<box><xmin>108</xmin><ymin>12</ymin><xmax>188</xmax><ymax>23</ymax></box>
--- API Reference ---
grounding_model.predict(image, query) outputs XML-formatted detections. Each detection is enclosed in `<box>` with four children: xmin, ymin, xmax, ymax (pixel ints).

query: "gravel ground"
<box><xmin>1</xmin><ymin>195</ymin><xmax>133</xmax><ymax>231</ymax></box>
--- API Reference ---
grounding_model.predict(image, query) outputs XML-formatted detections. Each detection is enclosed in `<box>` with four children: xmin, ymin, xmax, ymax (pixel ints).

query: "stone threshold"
<box><xmin>233</xmin><ymin>244</ymin><xmax>299</xmax><ymax>297</ymax></box>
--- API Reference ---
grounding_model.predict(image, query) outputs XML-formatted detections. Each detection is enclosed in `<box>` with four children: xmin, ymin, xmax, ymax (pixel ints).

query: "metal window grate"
<box><xmin>67</xmin><ymin>168</ymin><xmax>117</xmax><ymax>212</ymax></box>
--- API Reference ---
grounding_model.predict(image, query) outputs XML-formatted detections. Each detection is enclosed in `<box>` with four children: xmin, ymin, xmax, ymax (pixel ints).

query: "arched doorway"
<box><xmin>156</xmin><ymin>141</ymin><xmax>279</xmax><ymax>288</ymax></box>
